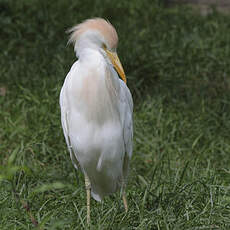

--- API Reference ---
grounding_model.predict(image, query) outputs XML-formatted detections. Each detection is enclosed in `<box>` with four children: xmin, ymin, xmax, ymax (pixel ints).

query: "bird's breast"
<box><xmin>68</xmin><ymin>57</ymin><xmax>120</xmax><ymax>126</ymax></box>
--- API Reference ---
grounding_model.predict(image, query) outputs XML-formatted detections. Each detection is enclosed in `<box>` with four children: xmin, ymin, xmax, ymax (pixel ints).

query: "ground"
<box><xmin>167</xmin><ymin>0</ymin><xmax>230</xmax><ymax>14</ymax></box>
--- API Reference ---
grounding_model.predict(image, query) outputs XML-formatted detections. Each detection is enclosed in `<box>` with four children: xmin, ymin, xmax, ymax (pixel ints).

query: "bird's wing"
<box><xmin>119</xmin><ymin>79</ymin><xmax>133</xmax><ymax>179</ymax></box>
<box><xmin>59</xmin><ymin>73</ymin><xmax>79</xmax><ymax>170</ymax></box>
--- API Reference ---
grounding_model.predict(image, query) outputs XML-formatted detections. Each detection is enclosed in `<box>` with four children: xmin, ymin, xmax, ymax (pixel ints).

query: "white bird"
<box><xmin>59</xmin><ymin>18</ymin><xmax>133</xmax><ymax>224</ymax></box>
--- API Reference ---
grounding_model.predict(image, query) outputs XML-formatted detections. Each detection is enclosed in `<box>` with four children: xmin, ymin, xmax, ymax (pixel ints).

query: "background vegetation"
<box><xmin>1</xmin><ymin>0</ymin><xmax>230</xmax><ymax>229</ymax></box>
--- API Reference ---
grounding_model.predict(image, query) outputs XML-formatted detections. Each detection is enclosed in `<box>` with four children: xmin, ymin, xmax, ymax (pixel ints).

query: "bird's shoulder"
<box><xmin>118</xmin><ymin>79</ymin><xmax>133</xmax><ymax>112</ymax></box>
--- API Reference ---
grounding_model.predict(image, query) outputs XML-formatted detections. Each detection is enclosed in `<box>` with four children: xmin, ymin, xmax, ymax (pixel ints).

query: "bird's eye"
<box><xmin>102</xmin><ymin>44</ymin><xmax>107</xmax><ymax>50</ymax></box>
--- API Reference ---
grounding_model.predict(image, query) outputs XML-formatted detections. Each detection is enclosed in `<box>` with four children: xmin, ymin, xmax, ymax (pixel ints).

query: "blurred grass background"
<box><xmin>1</xmin><ymin>0</ymin><xmax>230</xmax><ymax>229</ymax></box>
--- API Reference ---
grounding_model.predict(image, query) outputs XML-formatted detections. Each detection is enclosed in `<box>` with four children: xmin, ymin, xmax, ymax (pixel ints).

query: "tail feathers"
<box><xmin>91</xmin><ymin>190</ymin><xmax>102</xmax><ymax>202</ymax></box>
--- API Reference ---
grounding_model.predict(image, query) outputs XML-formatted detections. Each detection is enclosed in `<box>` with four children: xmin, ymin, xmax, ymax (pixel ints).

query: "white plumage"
<box><xmin>59</xmin><ymin>18</ymin><xmax>133</xmax><ymax>222</ymax></box>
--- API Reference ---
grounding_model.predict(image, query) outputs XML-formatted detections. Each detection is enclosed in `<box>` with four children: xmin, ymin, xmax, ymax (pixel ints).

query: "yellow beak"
<box><xmin>104</xmin><ymin>48</ymin><xmax>127</xmax><ymax>84</ymax></box>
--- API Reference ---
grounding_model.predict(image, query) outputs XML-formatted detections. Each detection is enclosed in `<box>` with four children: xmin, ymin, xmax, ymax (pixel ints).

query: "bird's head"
<box><xmin>68</xmin><ymin>18</ymin><xmax>126</xmax><ymax>84</ymax></box>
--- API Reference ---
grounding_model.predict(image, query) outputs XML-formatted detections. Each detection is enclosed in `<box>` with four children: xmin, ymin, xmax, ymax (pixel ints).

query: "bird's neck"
<box><xmin>78</xmin><ymin>48</ymin><xmax>103</xmax><ymax>64</ymax></box>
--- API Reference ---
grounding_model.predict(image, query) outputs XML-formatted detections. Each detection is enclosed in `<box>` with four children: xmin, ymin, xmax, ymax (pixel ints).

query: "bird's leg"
<box><xmin>122</xmin><ymin>190</ymin><xmax>128</xmax><ymax>212</ymax></box>
<box><xmin>84</xmin><ymin>174</ymin><xmax>91</xmax><ymax>225</ymax></box>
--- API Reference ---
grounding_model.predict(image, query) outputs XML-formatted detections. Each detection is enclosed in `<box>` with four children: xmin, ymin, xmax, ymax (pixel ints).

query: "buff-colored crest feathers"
<box><xmin>67</xmin><ymin>18</ymin><xmax>118</xmax><ymax>49</ymax></box>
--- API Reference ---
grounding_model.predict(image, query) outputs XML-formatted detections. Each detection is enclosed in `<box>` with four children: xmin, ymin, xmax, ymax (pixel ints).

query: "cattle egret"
<box><xmin>60</xmin><ymin>18</ymin><xmax>133</xmax><ymax>224</ymax></box>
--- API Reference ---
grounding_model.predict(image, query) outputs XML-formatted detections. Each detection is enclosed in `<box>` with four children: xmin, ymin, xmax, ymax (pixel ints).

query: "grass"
<box><xmin>1</xmin><ymin>0</ymin><xmax>230</xmax><ymax>229</ymax></box>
